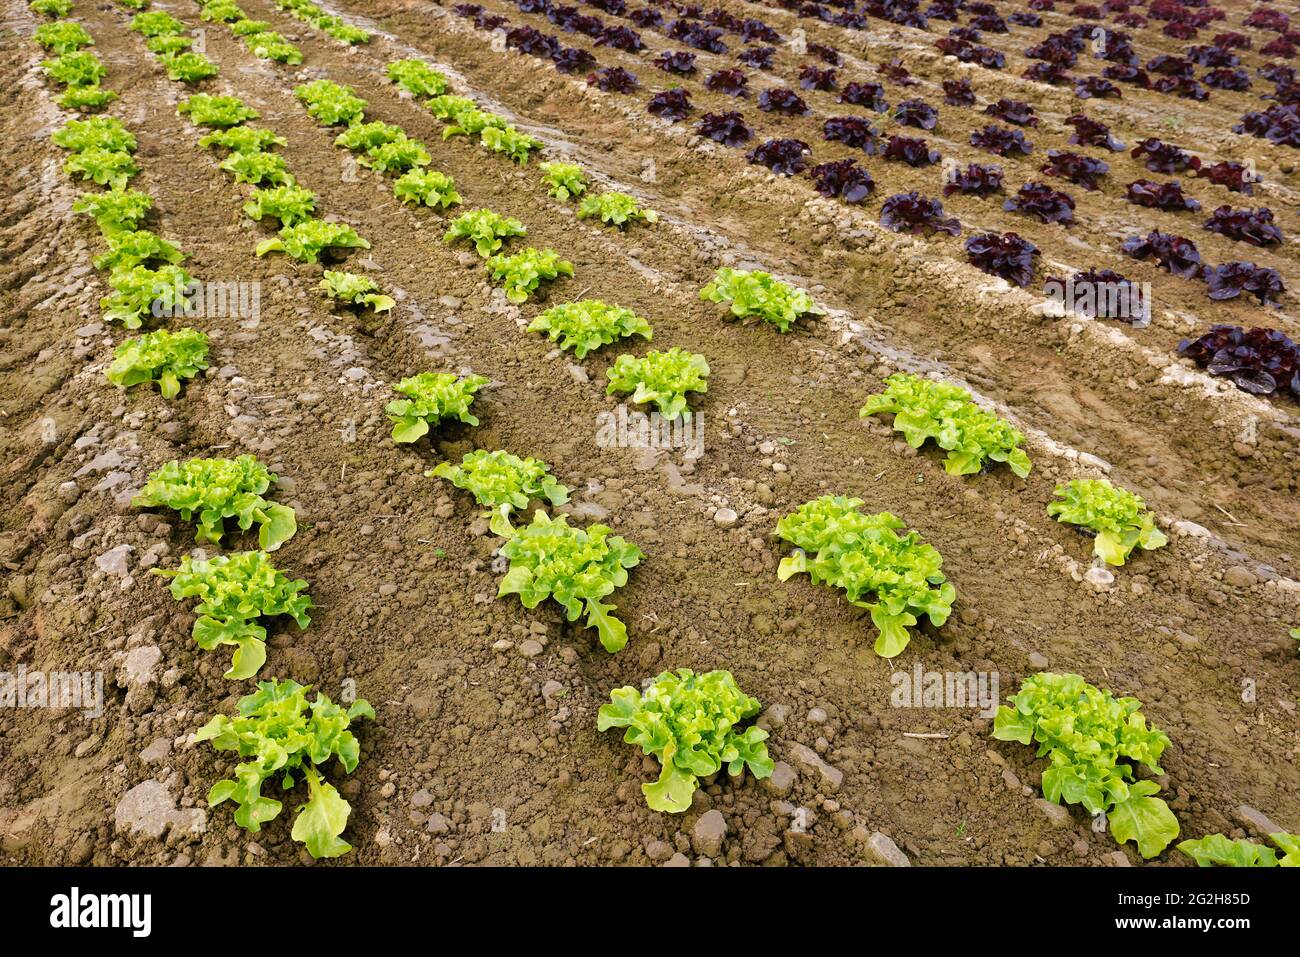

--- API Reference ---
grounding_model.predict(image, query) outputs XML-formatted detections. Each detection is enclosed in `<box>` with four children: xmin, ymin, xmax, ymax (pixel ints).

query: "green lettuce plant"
<box><xmin>598</xmin><ymin>669</ymin><xmax>774</xmax><ymax>812</ymax></box>
<box><xmin>294</xmin><ymin>79</ymin><xmax>366</xmax><ymax>125</ymax></box>
<box><xmin>385</xmin><ymin>372</ymin><xmax>487</xmax><ymax>443</ymax></box>
<box><xmin>199</xmin><ymin>0</ymin><xmax>244</xmax><ymax>21</ymax></box>
<box><xmin>74</xmin><ymin>188</ymin><xmax>152</xmax><ymax>235</ymax></box>
<box><xmin>606</xmin><ymin>348</ymin><xmax>708</xmax><ymax>420</ymax></box>
<box><xmin>443</xmin><ymin>208</ymin><xmax>526</xmax><ymax>257</ymax></box>
<box><xmin>178</xmin><ymin>93</ymin><xmax>259</xmax><ymax>127</ymax></box>
<box><xmin>479</xmin><ymin>125</ymin><xmax>540</xmax><ymax>164</ymax></box>
<box><xmin>42</xmin><ymin>51</ymin><xmax>107</xmax><ymax>87</ymax></box>
<box><xmin>861</xmin><ymin>373</ymin><xmax>1032</xmax><ymax>479</ymax></box>
<box><xmin>993</xmin><ymin>672</ymin><xmax>1179</xmax><ymax>859</ymax></box>
<box><xmin>393</xmin><ymin>169</ymin><xmax>461</xmax><ymax>209</ymax></box>
<box><xmin>106</xmin><ymin>327</ymin><xmax>209</xmax><ymax>399</ymax></box>
<box><xmin>334</xmin><ymin>120</ymin><xmax>403</xmax><ymax>152</ymax></box>
<box><xmin>230</xmin><ymin>18</ymin><xmax>274</xmax><ymax>35</ymax></box>
<box><xmin>201</xmin><ymin>125</ymin><xmax>286</xmax><ymax>153</ymax></box>
<box><xmin>35</xmin><ymin>21</ymin><xmax>94</xmax><ymax>55</ymax></box>
<box><xmin>528</xmin><ymin>300</ymin><xmax>651</xmax><ymax>359</ymax></box>
<box><xmin>539</xmin><ymin>161</ymin><xmax>586</xmax><ymax>201</ymax></box>
<box><xmin>497</xmin><ymin>511</ymin><xmax>643</xmax><ymax>652</ymax></box>
<box><xmin>219</xmin><ymin>149</ymin><xmax>293</xmax><ymax>186</ymax></box>
<box><xmin>319</xmin><ymin>19</ymin><xmax>369</xmax><ymax>44</ymax></box>
<box><xmin>1048</xmin><ymin>478</ymin><xmax>1167</xmax><ymax>566</ymax></box>
<box><xmin>1176</xmin><ymin>832</ymin><xmax>1300</xmax><ymax>867</ymax></box>
<box><xmin>429</xmin><ymin>449</ymin><xmax>569</xmax><ymax>536</ymax></box>
<box><xmin>243</xmin><ymin>184</ymin><xmax>316</xmax><ymax>225</ymax></box>
<box><xmin>130</xmin><ymin>10</ymin><xmax>187</xmax><ymax>35</ymax></box>
<box><xmin>160</xmin><ymin>51</ymin><xmax>220</xmax><ymax>83</ymax></box>
<box><xmin>52</xmin><ymin>116</ymin><xmax>135</xmax><ymax>154</ymax></box>
<box><xmin>777</xmin><ymin>496</ymin><xmax>954</xmax><ymax>657</ymax></box>
<box><xmin>145</xmin><ymin>35</ymin><xmax>193</xmax><ymax>56</ymax></box>
<box><xmin>358</xmin><ymin>136</ymin><xmax>430</xmax><ymax>174</ymax></box>
<box><xmin>700</xmin><ymin>267</ymin><xmax>825</xmax><ymax>332</ymax></box>
<box><xmin>577</xmin><ymin>191</ymin><xmax>658</xmax><ymax>228</ymax></box>
<box><xmin>155</xmin><ymin>550</ymin><xmax>312</xmax><ymax>680</ymax></box>
<box><xmin>64</xmin><ymin>148</ymin><xmax>137</xmax><ymax>189</ymax></box>
<box><xmin>135</xmin><ymin>454</ymin><xmax>297</xmax><ymax>551</ymax></box>
<box><xmin>100</xmin><ymin>264</ymin><xmax>192</xmax><ymax>328</ymax></box>
<box><xmin>441</xmin><ymin>106</ymin><xmax>506</xmax><ymax>139</ymax></box>
<box><xmin>243</xmin><ymin>32</ymin><xmax>302</xmax><ymax>65</ymax></box>
<box><xmin>31</xmin><ymin>0</ymin><xmax>74</xmax><ymax>17</ymax></box>
<box><xmin>320</xmin><ymin>270</ymin><xmax>394</xmax><ymax>313</ymax></box>
<box><xmin>386</xmin><ymin>59</ymin><xmax>447</xmax><ymax>98</ymax></box>
<box><xmin>426</xmin><ymin>93</ymin><xmax>475</xmax><ymax>120</ymax></box>
<box><xmin>485</xmin><ymin>247</ymin><xmax>573</xmax><ymax>304</ymax></box>
<box><xmin>92</xmin><ymin>229</ymin><xmax>184</xmax><ymax>272</ymax></box>
<box><xmin>58</xmin><ymin>85</ymin><xmax>117</xmax><ymax>111</ymax></box>
<box><xmin>255</xmin><ymin>219</ymin><xmax>369</xmax><ymax>263</ymax></box>
<box><xmin>196</xmin><ymin>679</ymin><xmax>374</xmax><ymax>859</ymax></box>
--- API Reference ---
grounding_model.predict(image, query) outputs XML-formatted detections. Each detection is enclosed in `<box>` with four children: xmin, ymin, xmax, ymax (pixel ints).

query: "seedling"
<box><xmin>255</xmin><ymin>219</ymin><xmax>369</xmax><ymax>263</ymax></box>
<box><xmin>1048</xmin><ymin>478</ymin><xmax>1167</xmax><ymax>566</ymax></box>
<box><xmin>485</xmin><ymin>247</ymin><xmax>573</xmax><ymax>303</ymax></box>
<box><xmin>385</xmin><ymin>372</ymin><xmax>487</xmax><ymax>442</ymax></box>
<box><xmin>319</xmin><ymin>270</ymin><xmax>395</xmax><ymax>313</ymax></box>
<box><xmin>155</xmin><ymin>550</ymin><xmax>312</xmax><ymax>680</ymax></box>
<box><xmin>861</xmin><ymin>373</ymin><xmax>1032</xmax><ymax>478</ymax></box>
<box><xmin>598</xmin><ymin>669</ymin><xmax>773</xmax><ymax>812</ymax></box>
<box><xmin>528</xmin><ymin>300</ymin><xmax>651</xmax><ymax>359</ymax></box>
<box><xmin>497</xmin><ymin>511</ymin><xmax>643</xmax><ymax>652</ymax></box>
<box><xmin>196</xmin><ymin>679</ymin><xmax>374</xmax><ymax>858</ymax></box>
<box><xmin>443</xmin><ymin>208</ymin><xmax>526</xmax><ymax>257</ymax></box>
<box><xmin>429</xmin><ymin>449</ymin><xmax>570</xmax><ymax>536</ymax></box>
<box><xmin>993</xmin><ymin>672</ymin><xmax>1179</xmax><ymax>858</ymax></box>
<box><xmin>700</xmin><ymin>267</ymin><xmax>825</xmax><ymax>332</ymax></box>
<box><xmin>386</xmin><ymin>59</ymin><xmax>448</xmax><ymax>98</ymax></box>
<box><xmin>106</xmin><ymin>327</ymin><xmax>209</xmax><ymax>398</ymax></box>
<box><xmin>539</xmin><ymin>161</ymin><xmax>587</xmax><ymax>201</ymax></box>
<box><xmin>777</xmin><ymin>495</ymin><xmax>954</xmax><ymax>657</ymax></box>
<box><xmin>134</xmin><ymin>454</ymin><xmax>297</xmax><ymax>550</ymax></box>
<box><xmin>605</xmin><ymin>348</ymin><xmax>709</xmax><ymax>420</ymax></box>
<box><xmin>577</xmin><ymin>191</ymin><xmax>658</xmax><ymax>228</ymax></box>
<box><xmin>243</xmin><ymin>184</ymin><xmax>317</xmax><ymax>226</ymax></box>
<box><xmin>178</xmin><ymin>93</ymin><xmax>259</xmax><ymax>128</ymax></box>
<box><xmin>393</xmin><ymin>169</ymin><xmax>461</xmax><ymax>209</ymax></box>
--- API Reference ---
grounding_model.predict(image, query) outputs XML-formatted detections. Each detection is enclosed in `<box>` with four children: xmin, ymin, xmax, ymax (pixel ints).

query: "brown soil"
<box><xmin>1</xmin><ymin>0</ymin><xmax>1297</xmax><ymax>867</ymax></box>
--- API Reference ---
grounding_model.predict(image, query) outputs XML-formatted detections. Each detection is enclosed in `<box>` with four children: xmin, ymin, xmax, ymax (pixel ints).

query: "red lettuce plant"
<box><xmin>588</xmin><ymin>66</ymin><xmax>638</xmax><ymax>91</ymax></box>
<box><xmin>1041</xmin><ymin>150</ymin><xmax>1109</xmax><ymax>189</ymax></box>
<box><xmin>894</xmin><ymin>98</ymin><xmax>938</xmax><ymax>129</ymax></box>
<box><xmin>759</xmin><ymin>87</ymin><xmax>810</xmax><ymax>115</ymax></box>
<box><xmin>1203</xmin><ymin>263</ymin><xmax>1285</xmax><ymax>304</ymax></box>
<box><xmin>811</xmin><ymin>159</ymin><xmax>874</xmax><ymax>203</ymax></box>
<box><xmin>738</xmin><ymin>46</ymin><xmax>775</xmax><ymax>69</ymax></box>
<box><xmin>1004</xmin><ymin>182</ymin><xmax>1075</xmax><ymax>224</ymax></box>
<box><xmin>1203</xmin><ymin>206</ymin><xmax>1282</xmax><ymax>247</ymax></box>
<box><xmin>823</xmin><ymin>115</ymin><xmax>882</xmax><ymax>152</ymax></box>
<box><xmin>965</xmin><ymin>232</ymin><xmax>1038</xmax><ymax>286</ymax></box>
<box><xmin>1178</xmin><ymin>325</ymin><xmax>1299</xmax><ymax>398</ymax></box>
<box><xmin>880</xmin><ymin>192</ymin><xmax>960</xmax><ymax>235</ymax></box>
<box><xmin>1065</xmin><ymin>114</ymin><xmax>1124</xmax><ymax>150</ymax></box>
<box><xmin>941</xmin><ymin>78</ymin><xmax>974</xmax><ymax>105</ymax></box>
<box><xmin>883</xmin><ymin>135</ymin><xmax>941</xmax><ymax>166</ymax></box>
<box><xmin>943</xmin><ymin>162</ymin><xmax>1003</xmax><ymax>196</ymax></box>
<box><xmin>704</xmin><ymin>69</ymin><xmax>748</xmax><ymax>96</ymax></box>
<box><xmin>1196</xmin><ymin>161</ymin><xmax>1255</xmax><ymax>195</ymax></box>
<box><xmin>840</xmin><ymin>81</ymin><xmax>888</xmax><ymax>111</ymax></box>
<box><xmin>971</xmin><ymin>124</ymin><xmax>1033</xmax><ymax>156</ymax></box>
<box><xmin>697</xmin><ymin>111</ymin><xmax>752</xmax><ymax>146</ymax></box>
<box><xmin>655</xmin><ymin>51</ymin><xmax>697</xmax><ymax>75</ymax></box>
<box><xmin>1131</xmin><ymin>138</ymin><xmax>1200</xmax><ymax>174</ymax></box>
<box><xmin>799</xmin><ymin>65</ymin><xmax>837</xmax><ymax>91</ymax></box>
<box><xmin>747</xmin><ymin>138</ymin><xmax>810</xmax><ymax>174</ymax></box>
<box><xmin>983</xmin><ymin>98</ymin><xmax>1039</xmax><ymax>126</ymax></box>
<box><xmin>1075</xmin><ymin>77</ymin><xmax>1121</xmax><ymax>98</ymax></box>
<box><xmin>1121</xmin><ymin>230</ymin><xmax>1203</xmax><ymax>278</ymax></box>
<box><xmin>648</xmin><ymin>88</ymin><xmax>691</xmax><ymax>120</ymax></box>
<box><xmin>1126</xmin><ymin>180</ymin><xmax>1201</xmax><ymax>212</ymax></box>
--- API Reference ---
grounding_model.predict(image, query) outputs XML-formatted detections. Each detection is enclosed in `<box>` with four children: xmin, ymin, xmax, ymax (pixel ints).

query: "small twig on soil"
<box><xmin>1213</xmin><ymin>503</ymin><xmax>1247</xmax><ymax>527</ymax></box>
<box><xmin>902</xmin><ymin>732</ymin><xmax>949</xmax><ymax>739</ymax></box>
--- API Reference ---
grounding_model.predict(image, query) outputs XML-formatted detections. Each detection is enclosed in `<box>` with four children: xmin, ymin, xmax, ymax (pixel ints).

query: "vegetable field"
<box><xmin>1</xmin><ymin>0</ymin><xmax>1298</xmax><ymax>869</ymax></box>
